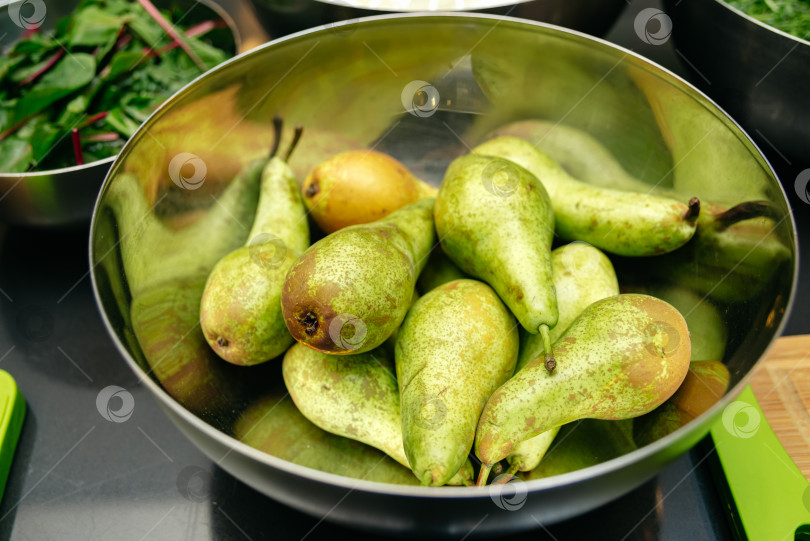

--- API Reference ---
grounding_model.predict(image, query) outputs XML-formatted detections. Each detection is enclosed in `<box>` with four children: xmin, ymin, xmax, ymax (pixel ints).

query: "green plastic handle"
<box><xmin>710</xmin><ymin>384</ymin><xmax>810</xmax><ymax>540</ymax></box>
<box><xmin>0</xmin><ymin>370</ymin><xmax>25</xmax><ymax>504</ymax></box>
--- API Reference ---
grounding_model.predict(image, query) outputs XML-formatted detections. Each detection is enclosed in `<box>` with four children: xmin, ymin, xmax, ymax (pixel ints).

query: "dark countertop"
<box><xmin>0</xmin><ymin>1</ymin><xmax>806</xmax><ymax>539</ymax></box>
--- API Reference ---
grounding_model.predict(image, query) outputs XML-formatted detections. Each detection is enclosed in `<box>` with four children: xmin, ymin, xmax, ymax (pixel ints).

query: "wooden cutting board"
<box><xmin>749</xmin><ymin>334</ymin><xmax>810</xmax><ymax>481</ymax></box>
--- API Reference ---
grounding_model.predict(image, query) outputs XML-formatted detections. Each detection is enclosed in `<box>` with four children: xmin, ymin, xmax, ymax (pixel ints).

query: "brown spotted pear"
<box><xmin>475</xmin><ymin>294</ymin><xmax>690</xmax><ymax>484</ymax></box>
<box><xmin>505</xmin><ymin>241</ymin><xmax>619</xmax><ymax>479</ymax></box>
<box><xmin>281</xmin><ymin>198</ymin><xmax>435</xmax><ymax>355</ymax></box>
<box><xmin>199</xmin><ymin>154</ymin><xmax>309</xmax><ymax>366</ymax></box>
<box><xmin>472</xmin><ymin>136</ymin><xmax>699</xmax><ymax>256</ymax></box>
<box><xmin>434</xmin><ymin>153</ymin><xmax>558</xmax><ymax>367</ymax></box>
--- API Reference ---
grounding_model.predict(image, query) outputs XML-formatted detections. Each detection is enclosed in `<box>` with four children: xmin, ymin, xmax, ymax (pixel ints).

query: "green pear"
<box><xmin>434</xmin><ymin>153</ymin><xmax>558</xmax><ymax>364</ymax></box>
<box><xmin>282</xmin><ymin>343</ymin><xmax>473</xmax><ymax>486</ymax></box>
<box><xmin>505</xmin><ymin>242</ymin><xmax>619</xmax><ymax>479</ymax></box>
<box><xmin>520</xmin><ymin>420</ymin><xmax>637</xmax><ymax>480</ymax></box>
<box><xmin>234</xmin><ymin>390</ymin><xmax>420</xmax><ymax>485</ymax></box>
<box><xmin>396</xmin><ymin>279</ymin><xmax>519</xmax><ymax>486</ymax></box>
<box><xmin>475</xmin><ymin>294</ymin><xmax>691</xmax><ymax>484</ymax></box>
<box><xmin>199</xmin><ymin>156</ymin><xmax>309</xmax><ymax>365</ymax></box>
<box><xmin>281</xmin><ymin>198</ymin><xmax>435</xmax><ymax>355</ymax></box>
<box><xmin>416</xmin><ymin>249</ymin><xmax>469</xmax><ymax>294</ymax></box>
<box><xmin>634</xmin><ymin>360</ymin><xmax>730</xmax><ymax>446</ymax></box>
<box><xmin>472</xmin><ymin>136</ymin><xmax>699</xmax><ymax>257</ymax></box>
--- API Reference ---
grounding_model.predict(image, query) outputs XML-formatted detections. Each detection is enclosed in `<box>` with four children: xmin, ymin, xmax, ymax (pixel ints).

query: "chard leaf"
<box><xmin>14</xmin><ymin>53</ymin><xmax>96</xmax><ymax>123</ymax></box>
<box><xmin>0</xmin><ymin>139</ymin><xmax>33</xmax><ymax>173</ymax></box>
<box><xmin>68</xmin><ymin>6</ymin><xmax>127</xmax><ymax>47</ymax></box>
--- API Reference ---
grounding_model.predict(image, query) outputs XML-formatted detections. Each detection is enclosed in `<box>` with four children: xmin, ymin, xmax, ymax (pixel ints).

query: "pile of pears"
<box><xmin>193</xmin><ymin>119</ymin><xmax>752</xmax><ymax>487</ymax></box>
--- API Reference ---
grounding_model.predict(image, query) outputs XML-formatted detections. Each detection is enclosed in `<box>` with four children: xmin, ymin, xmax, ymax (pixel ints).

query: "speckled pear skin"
<box><xmin>434</xmin><ymin>154</ymin><xmax>557</xmax><ymax>334</ymax></box>
<box><xmin>517</xmin><ymin>242</ymin><xmax>620</xmax><ymax>371</ymax></box>
<box><xmin>283</xmin><ymin>343</ymin><xmax>408</xmax><ymax>466</ymax></box>
<box><xmin>282</xmin><ymin>342</ymin><xmax>473</xmax><ymax>486</ymax></box>
<box><xmin>396</xmin><ymin>279</ymin><xmax>519</xmax><ymax>486</ymax></box>
<box><xmin>281</xmin><ymin>198</ymin><xmax>435</xmax><ymax>355</ymax></box>
<box><xmin>472</xmin><ymin>136</ymin><xmax>698</xmax><ymax>256</ymax></box>
<box><xmin>200</xmin><ymin>158</ymin><xmax>309</xmax><ymax>366</ymax></box>
<box><xmin>475</xmin><ymin>294</ymin><xmax>691</xmax><ymax>467</ymax></box>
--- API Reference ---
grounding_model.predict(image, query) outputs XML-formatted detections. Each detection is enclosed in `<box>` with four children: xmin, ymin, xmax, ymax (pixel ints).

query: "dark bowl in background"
<box><xmin>252</xmin><ymin>0</ymin><xmax>628</xmax><ymax>39</ymax></box>
<box><xmin>664</xmin><ymin>0</ymin><xmax>810</xmax><ymax>167</ymax></box>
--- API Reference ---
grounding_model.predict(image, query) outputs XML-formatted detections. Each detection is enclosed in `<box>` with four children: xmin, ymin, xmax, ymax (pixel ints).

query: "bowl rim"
<box><xmin>0</xmin><ymin>0</ymin><xmax>243</xmax><ymax>179</ymax></box>
<box><xmin>712</xmin><ymin>0</ymin><xmax>810</xmax><ymax>46</ymax></box>
<box><xmin>89</xmin><ymin>11</ymin><xmax>799</xmax><ymax>498</ymax></box>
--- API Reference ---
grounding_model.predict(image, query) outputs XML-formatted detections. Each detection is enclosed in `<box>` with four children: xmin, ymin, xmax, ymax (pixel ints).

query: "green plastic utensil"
<box><xmin>710</xmin><ymin>384</ymin><xmax>810</xmax><ymax>540</ymax></box>
<box><xmin>0</xmin><ymin>369</ymin><xmax>25</xmax><ymax>504</ymax></box>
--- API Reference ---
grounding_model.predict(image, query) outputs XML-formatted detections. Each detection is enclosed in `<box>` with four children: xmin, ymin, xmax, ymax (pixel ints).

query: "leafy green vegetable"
<box><xmin>726</xmin><ymin>0</ymin><xmax>810</xmax><ymax>40</ymax></box>
<box><xmin>0</xmin><ymin>139</ymin><xmax>33</xmax><ymax>173</ymax></box>
<box><xmin>0</xmin><ymin>0</ymin><xmax>234</xmax><ymax>172</ymax></box>
<box><xmin>14</xmin><ymin>53</ymin><xmax>97</xmax><ymax>122</ymax></box>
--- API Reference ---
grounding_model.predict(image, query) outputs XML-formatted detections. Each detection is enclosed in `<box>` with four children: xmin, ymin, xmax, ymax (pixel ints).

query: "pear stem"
<box><xmin>269</xmin><ymin>116</ymin><xmax>283</xmax><ymax>158</ymax></box>
<box><xmin>540</xmin><ymin>324</ymin><xmax>555</xmax><ymax>372</ymax></box>
<box><xmin>683</xmin><ymin>197</ymin><xmax>701</xmax><ymax>223</ymax></box>
<box><xmin>492</xmin><ymin>463</ymin><xmax>519</xmax><ymax>484</ymax></box>
<box><xmin>477</xmin><ymin>463</ymin><xmax>493</xmax><ymax>487</ymax></box>
<box><xmin>285</xmin><ymin>125</ymin><xmax>304</xmax><ymax>162</ymax></box>
<box><xmin>714</xmin><ymin>200</ymin><xmax>782</xmax><ymax>231</ymax></box>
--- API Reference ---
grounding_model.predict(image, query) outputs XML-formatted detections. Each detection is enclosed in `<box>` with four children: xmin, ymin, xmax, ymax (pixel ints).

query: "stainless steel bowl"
<box><xmin>663</xmin><ymin>0</ymin><xmax>810</xmax><ymax>166</ymax></box>
<box><xmin>0</xmin><ymin>0</ymin><xmax>244</xmax><ymax>226</ymax></box>
<box><xmin>89</xmin><ymin>13</ymin><xmax>797</xmax><ymax>537</ymax></box>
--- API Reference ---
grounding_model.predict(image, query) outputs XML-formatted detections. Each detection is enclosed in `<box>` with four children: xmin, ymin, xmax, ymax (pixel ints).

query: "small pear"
<box><xmin>282</xmin><ymin>343</ymin><xmax>473</xmax><ymax>486</ymax></box>
<box><xmin>200</xmin><ymin>152</ymin><xmax>310</xmax><ymax>366</ymax></box>
<box><xmin>472</xmin><ymin>136</ymin><xmax>699</xmax><ymax>257</ymax></box>
<box><xmin>475</xmin><ymin>294</ymin><xmax>691</xmax><ymax>484</ymax></box>
<box><xmin>396</xmin><ymin>279</ymin><xmax>519</xmax><ymax>486</ymax></box>
<box><xmin>520</xmin><ymin>420</ymin><xmax>637</xmax><ymax>480</ymax></box>
<box><xmin>281</xmin><ymin>198</ymin><xmax>435</xmax><ymax>355</ymax></box>
<box><xmin>634</xmin><ymin>360</ymin><xmax>730</xmax><ymax>446</ymax></box>
<box><xmin>434</xmin><ymin>153</ymin><xmax>557</xmax><ymax>366</ymax></box>
<box><xmin>234</xmin><ymin>390</ymin><xmax>419</xmax><ymax>485</ymax></box>
<box><xmin>505</xmin><ymin>242</ymin><xmax>619</xmax><ymax>479</ymax></box>
<box><xmin>302</xmin><ymin>149</ymin><xmax>438</xmax><ymax>234</ymax></box>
